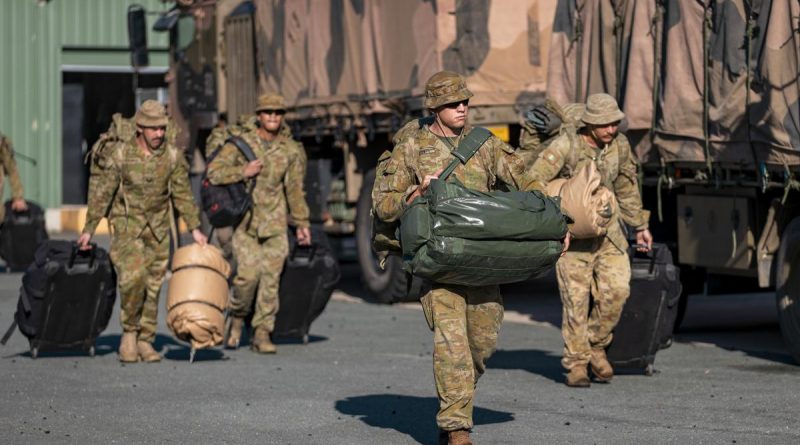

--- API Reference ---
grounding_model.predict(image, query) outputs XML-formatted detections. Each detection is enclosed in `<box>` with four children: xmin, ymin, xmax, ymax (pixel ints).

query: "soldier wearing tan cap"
<box><xmin>529</xmin><ymin>93</ymin><xmax>653</xmax><ymax>387</ymax></box>
<box><xmin>207</xmin><ymin>93</ymin><xmax>310</xmax><ymax>354</ymax></box>
<box><xmin>373</xmin><ymin>71</ymin><xmax>546</xmax><ymax>445</ymax></box>
<box><xmin>78</xmin><ymin>100</ymin><xmax>207</xmax><ymax>363</ymax></box>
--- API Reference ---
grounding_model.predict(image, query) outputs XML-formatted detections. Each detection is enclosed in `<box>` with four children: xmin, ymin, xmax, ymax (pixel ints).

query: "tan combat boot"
<box><xmin>447</xmin><ymin>429</ymin><xmax>473</xmax><ymax>445</ymax></box>
<box><xmin>225</xmin><ymin>316</ymin><xmax>245</xmax><ymax>349</ymax></box>
<box><xmin>590</xmin><ymin>348</ymin><xmax>613</xmax><ymax>382</ymax></box>
<box><xmin>137</xmin><ymin>341</ymin><xmax>162</xmax><ymax>363</ymax></box>
<box><xmin>118</xmin><ymin>332</ymin><xmax>139</xmax><ymax>363</ymax></box>
<box><xmin>250</xmin><ymin>326</ymin><xmax>277</xmax><ymax>354</ymax></box>
<box><xmin>565</xmin><ymin>366</ymin><xmax>591</xmax><ymax>387</ymax></box>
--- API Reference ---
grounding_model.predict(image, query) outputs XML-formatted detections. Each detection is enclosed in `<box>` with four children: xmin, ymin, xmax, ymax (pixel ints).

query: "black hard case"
<box><xmin>606</xmin><ymin>243</ymin><xmax>682</xmax><ymax>375</ymax></box>
<box><xmin>2</xmin><ymin>240</ymin><xmax>117</xmax><ymax>358</ymax></box>
<box><xmin>273</xmin><ymin>226</ymin><xmax>340</xmax><ymax>343</ymax></box>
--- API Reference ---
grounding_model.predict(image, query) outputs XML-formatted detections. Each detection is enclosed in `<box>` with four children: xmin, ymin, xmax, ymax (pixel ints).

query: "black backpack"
<box><xmin>201</xmin><ymin>136</ymin><xmax>258</xmax><ymax>228</ymax></box>
<box><xmin>0</xmin><ymin>200</ymin><xmax>49</xmax><ymax>271</ymax></box>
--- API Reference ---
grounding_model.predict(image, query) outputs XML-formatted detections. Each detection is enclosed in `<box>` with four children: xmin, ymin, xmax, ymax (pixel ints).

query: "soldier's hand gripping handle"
<box><xmin>77</xmin><ymin>232</ymin><xmax>93</xmax><ymax>251</ymax></box>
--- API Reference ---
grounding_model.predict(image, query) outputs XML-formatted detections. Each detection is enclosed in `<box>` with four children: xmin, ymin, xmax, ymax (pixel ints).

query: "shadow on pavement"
<box><xmin>335</xmin><ymin>394</ymin><xmax>514</xmax><ymax>445</ymax></box>
<box><xmin>487</xmin><ymin>349</ymin><xmax>564</xmax><ymax>383</ymax></box>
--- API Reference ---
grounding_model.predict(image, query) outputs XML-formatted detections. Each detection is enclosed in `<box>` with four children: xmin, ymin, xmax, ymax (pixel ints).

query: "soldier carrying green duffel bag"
<box><xmin>397</xmin><ymin>126</ymin><xmax>569</xmax><ymax>286</ymax></box>
<box><xmin>370</xmin><ymin>70</ymin><xmax>569</xmax><ymax>444</ymax></box>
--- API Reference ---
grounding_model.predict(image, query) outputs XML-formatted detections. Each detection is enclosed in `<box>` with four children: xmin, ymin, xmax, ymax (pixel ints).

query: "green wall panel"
<box><xmin>57</xmin><ymin>0</ymin><xmax>170</xmax><ymax>50</ymax></box>
<box><xmin>0</xmin><ymin>0</ymin><xmax>174</xmax><ymax>209</ymax></box>
<box><xmin>0</xmin><ymin>0</ymin><xmax>61</xmax><ymax>208</ymax></box>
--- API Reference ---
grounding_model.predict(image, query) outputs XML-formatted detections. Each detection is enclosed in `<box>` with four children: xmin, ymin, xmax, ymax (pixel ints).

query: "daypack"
<box><xmin>370</xmin><ymin>116</ymin><xmax>435</xmax><ymax>257</ymax></box>
<box><xmin>201</xmin><ymin>136</ymin><xmax>258</xmax><ymax>228</ymax></box>
<box><xmin>399</xmin><ymin>127</ymin><xmax>568</xmax><ymax>286</ymax></box>
<box><xmin>87</xmin><ymin>113</ymin><xmax>180</xmax><ymax>171</ymax></box>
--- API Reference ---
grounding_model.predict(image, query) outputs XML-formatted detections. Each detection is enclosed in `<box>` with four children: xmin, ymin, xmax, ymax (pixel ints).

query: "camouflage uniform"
<box><xmin>206</xmin><ymin>98</ymin><xmax>309</xmax><ymax>335</ymax></box>
<box><xmin>373</xmin><ymin>72</ymin><xmax>536</xmax><ymax>433</ymax></box>
<box><xmin>529</xmin><ymin>94</ymin><xmax>650</xmax><ymax>371</ymax></box>
<box><xmin>0</xmin><ymin>134</ymin><xmax>25</xmax><ymax>222</ymax></box>
<box><xmin>83</xmin><ymin>101</ymin><xmax>202</xmax><ymax>344</ymax></box>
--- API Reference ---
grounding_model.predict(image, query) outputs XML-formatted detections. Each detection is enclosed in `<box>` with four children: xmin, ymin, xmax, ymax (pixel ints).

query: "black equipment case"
<box><xmin>1</xmin><ymin>240</ymin><xmax>117</xmax><ymax>358</ymax></box>
<box><xmin>273</xmin><ymin>226</ymin><xmax>340</xmax><ymax>343</ymax></box>
<box><xmin>606</xmin><ymin>243</ymin><xmax>682</xmax><ymax>375</ymax></box>
<box><xmin>0</xmin><ymin>200</ymin><xmax>48</xmax><ymax>271</ymax></box>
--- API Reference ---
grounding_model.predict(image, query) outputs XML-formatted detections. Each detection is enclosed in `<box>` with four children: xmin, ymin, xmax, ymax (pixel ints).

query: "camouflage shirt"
<box><xmin>529</xmin><ymin>131</ymin><xmax>650</xmax><ymax>249</ymax></box>
<box><xmin>0</xmin><ymin>134</ymin><xmax>25</xmax><ymax>201</ymax></box>
<box><xmin>372</xmin><ymin>124</ymin><xmax>537</xmax><ymax>223</ymax></box>
<box><xmin>83</xmin><ymin>139</ymin><xmax>202</xmax><ymax>240</ymax></box>
<box><xmin>206</xmin><ymin>130</ymin><xmax>309</xmax><ymax>238</ymax></box>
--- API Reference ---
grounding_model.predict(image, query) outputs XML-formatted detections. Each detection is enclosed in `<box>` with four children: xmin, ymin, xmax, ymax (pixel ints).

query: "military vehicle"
<box><xmin>140</xmin><ymin>1</ymin><xmax>800</xmax><ymax>361</ymax></box>
<box><xmin>144</xmin><ymin>0</ymin><xmax>556</xmax><ymax>303</ymax></box>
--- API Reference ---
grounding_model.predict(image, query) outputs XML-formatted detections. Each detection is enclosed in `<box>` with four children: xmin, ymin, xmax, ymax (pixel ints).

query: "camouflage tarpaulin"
<box><xmin>549</xmin><ymin>0</ymin><xmax>800</xmax><ymax>167</ymax></box>
<box><xmin>248</xmin><ymin>0</ymin><xmax>556</xmax><ymax>117</ymax></box>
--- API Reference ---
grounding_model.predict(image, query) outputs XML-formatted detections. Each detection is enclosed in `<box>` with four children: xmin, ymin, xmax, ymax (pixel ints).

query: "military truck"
<box><xmin>147</xmin><ymin>0</ymin><xmax>557</xmax><ymax>303</ymax></box>
<box><xmin>144</xmin><ymin>0</ymin><xmax>800</xmax><ymax>361</ymax></box>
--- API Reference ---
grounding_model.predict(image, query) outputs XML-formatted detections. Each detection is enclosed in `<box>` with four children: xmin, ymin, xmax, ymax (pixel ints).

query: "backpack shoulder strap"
<box><xmin>225</xmin><ymin>136</ymin><xmax>257</xmax><ymax>162</ymax></box>
<box><xmin>440</xmin><ymin>127</ymin><xmax>493</xmax><ymax>181</ymax></box>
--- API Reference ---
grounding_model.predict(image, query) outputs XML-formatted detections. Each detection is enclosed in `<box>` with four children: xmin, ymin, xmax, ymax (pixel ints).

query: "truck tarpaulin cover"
<box><xmin>250</xmin><ymin>0</ymin><xmax>557</xmax><ymax>113</ymax></box>
<box><xmin>548</xmin><ymin>0</ymin><xmax>800</xmax><ymax>167</ymax></box>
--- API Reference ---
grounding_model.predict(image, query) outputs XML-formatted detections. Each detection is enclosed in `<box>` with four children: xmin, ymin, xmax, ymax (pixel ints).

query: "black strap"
<box><xmin>206</xmin><ymin>135</ymin><xmax>258</xmax><ymax>164</ymax></box>
<box><xmin>439</xmin><ymin>127</ymin><xmax>493</xmax><ymax>181</ymax></box>
<box><xmin>1</xmin><ymin>319</ymin><xmax>17</xmax><ymax>346</ymax></box>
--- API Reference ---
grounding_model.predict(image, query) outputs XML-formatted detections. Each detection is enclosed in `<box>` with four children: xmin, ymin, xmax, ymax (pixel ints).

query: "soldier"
<box><xmin>529</xmin><ymin>93</ymin><xmax>653</xmax><ymax>387</ymax></box>
<box><xmin>78</xmin><ymin>100</ymin><xmax>207</xmax><ymax>363</ymax></box>
<box><xmin>372</xmin><ymin>71</ymin><xmax>548</xmax><ymax>445</ymax></box>
<box><xmin>0</xmin><ymin>133</ymin><xmax>29</xmax><ymax>220</ymax></box>
<box><xmin>207</xmin><ymin>94</ymin><xmax>310</xmax><ymax>354</ymax></box>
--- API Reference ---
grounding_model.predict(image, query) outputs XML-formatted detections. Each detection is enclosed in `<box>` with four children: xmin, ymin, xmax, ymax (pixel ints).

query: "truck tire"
<box><xmin>776</xmin><ymin>217</ymin><xmax>800</xmax><ymax>364</ymax></box>
<box><xmin>355</xmin><ymin>168</ymin><xmax>408</xmax><ymax>304</ymax></box>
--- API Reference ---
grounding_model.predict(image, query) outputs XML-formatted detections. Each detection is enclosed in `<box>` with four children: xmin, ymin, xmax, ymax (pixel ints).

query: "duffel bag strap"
<box><xmin>0</xmin><ymin>319</ymin><xmax>17</xmax><ymax>345</ymax></box>
<box><xmin>440</xmin><ymin>127</ymin><xmax>493</xmax><ymax>181</ymax></box>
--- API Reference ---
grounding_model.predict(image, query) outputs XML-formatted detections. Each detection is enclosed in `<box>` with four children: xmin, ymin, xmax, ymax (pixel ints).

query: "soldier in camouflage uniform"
<box><xmin>0</xmin><ymin>134</ymin><xmax>29</xmax><ymax>222</ymax></box>
<box><xmin>529</xmin><ymin>93</ymin><xmax>653</xmax><ymax>387</ymax></box>
<box><xmin>78</xmin><ymin>100</ymin><xmax>207</xmax><ymax>363</ymax></box>
<box><xmin>372</xmin><ymin>71</ymin><xmax>547</xmax><ymax>445</ymax></box>
<box><xmin>207</xmin><ymin>94</ymin><xmax>310</xmax><ymax>354</ymax></box>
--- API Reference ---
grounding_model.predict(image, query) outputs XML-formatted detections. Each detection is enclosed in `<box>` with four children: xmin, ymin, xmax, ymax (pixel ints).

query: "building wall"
<box><xmin>0</xmin><ymin>0</ymin><xmax>171</xmax><ymax>208</ymax></box>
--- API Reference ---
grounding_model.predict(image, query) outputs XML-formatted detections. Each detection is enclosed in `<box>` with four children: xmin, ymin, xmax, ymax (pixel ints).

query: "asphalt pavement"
<box><xmin>0</xmin><ymin>249</ymin><xmax>798</xmax><ymax>444</ymax></box>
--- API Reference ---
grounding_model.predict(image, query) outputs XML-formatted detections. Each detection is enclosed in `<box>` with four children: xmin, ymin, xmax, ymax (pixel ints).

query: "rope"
<box><xmin>702</xmin><ymin>4</ymin><xmax>714</xmax><ymax>176</ymax></box>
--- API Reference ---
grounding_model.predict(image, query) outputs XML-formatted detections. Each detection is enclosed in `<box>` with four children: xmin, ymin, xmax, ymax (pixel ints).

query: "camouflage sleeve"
<box><xmin>169</xmin><ymin>154</ymin><xmax>202</xmax><ymax>231</ymax></box>
<box><xmin>284</xmin><ymin>141</ymin><xmax>310</xmax><ymax>228</ymax></box>
<box><xmin>613</xmin><ymin>136</ymin><xmax>650</xmax><ymax>230</ymax></box>
<box><xmin>83</xmin><ymin>154</ymin><xmax>120</xmax><ymax>236</ymax></box>
<box><xmin>528</xmin><ymin>134</ymin><xmax>572</xmax><ymax>187</ymax></box>
<box><xmin>491</xmin><ymin>138</ymin><xmax>542</xmax><ymax>192</ymax></box>
<box><xmin>206</xmin><ymin>141</ymin><xmax>247</xmax><ymax>185</ymax></box>
<box><xmin>0</xmin><ymin>137</ymin><xmax>24</xmax><ymax>199</ymax></box>
<box><xmin>372</xmin><ymin>143</ymin><xmax>416</xmax><ymax>223</ymax></box>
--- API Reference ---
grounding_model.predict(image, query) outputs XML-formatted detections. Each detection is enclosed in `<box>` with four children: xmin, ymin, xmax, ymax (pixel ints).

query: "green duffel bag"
<box><xmin>400</xmin><ymin>128</ymin><xmax>568</xmax><ymax>286</ymax></box>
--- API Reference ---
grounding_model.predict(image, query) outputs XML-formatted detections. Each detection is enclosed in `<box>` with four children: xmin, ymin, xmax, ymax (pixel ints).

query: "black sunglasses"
<box><xmin>258</xmin><ymin>110</ymin><xmax>286</xmax><ymax>116</ymax></box>
<box><xmin>442</xmin><ymin>99</ymin><xmax>470</xmax><ymax>109</ymax></box>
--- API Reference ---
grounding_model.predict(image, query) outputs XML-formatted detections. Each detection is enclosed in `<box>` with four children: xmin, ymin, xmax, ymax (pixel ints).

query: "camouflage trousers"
<box><xmin>556</xmin><ymin>236</ymin><xmax>630</xmax><ymax>370</ymax></box>
<box><xmin>110</xmin><ymin>226</ymin><xmax>170</xmax><ymax>343</ymax></box>
<box><xmin>229</xmin><ymin>228</ymin><xmax>288</xmax><ymax>331</ymax></box>
<box><xmin>420</xmin><ymin>284</ymin><xmax>503</xmax><ymax>431</ymax></box>
<box><xmin>213</xmin><ymin>225</ymin><xmax>236</xmax><ymax>271</ymax></box>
